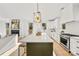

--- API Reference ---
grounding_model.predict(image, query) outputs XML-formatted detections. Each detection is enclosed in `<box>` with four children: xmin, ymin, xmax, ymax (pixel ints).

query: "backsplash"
<box><xmin>64</xmin><ymin>21</ymin><xmax>79</xmax><ymax>35</ymax></box>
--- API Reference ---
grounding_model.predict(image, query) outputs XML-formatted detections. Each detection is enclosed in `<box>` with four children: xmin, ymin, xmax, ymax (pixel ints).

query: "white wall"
<box><xmin>0</xmin><ymin>3</ymin><xmax>60</xmax><ymax>21</ymax></box>
<box><xmin>0</xmin><ymin>17</ymin><xmax>10</xmax><ymax>37</ymax></box>
<box><xmin>0</xmin><ymin>3</ymin><xmax>79</xmax><ymax>39</ymax></box>
<box><xmin>0</xmin><ymin>3</ymin><xmax>60</xmax><ymax>37</ymax></box>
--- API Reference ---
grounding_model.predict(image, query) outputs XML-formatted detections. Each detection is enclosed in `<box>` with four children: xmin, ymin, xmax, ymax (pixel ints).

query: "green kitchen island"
<box><xmin>20</xmin><ymin>33</ymin><xmax>53</xmax><ymax>56</ymax></box>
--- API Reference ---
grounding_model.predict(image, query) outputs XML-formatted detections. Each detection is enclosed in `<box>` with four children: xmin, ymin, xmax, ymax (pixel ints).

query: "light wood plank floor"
<box><xmin>19</xmin><ymin>40</ymin><xmax>72</xmax><ymax>56</ymax></box>
<box><xmin>53</xmin><ymin>39</ymin><xmax>72</xmax><ymax>56</ymax></box>
<box><xmin>18</xmin><ymin>37</ymin><xmax>72</xmax><ymax>56</ymax></box>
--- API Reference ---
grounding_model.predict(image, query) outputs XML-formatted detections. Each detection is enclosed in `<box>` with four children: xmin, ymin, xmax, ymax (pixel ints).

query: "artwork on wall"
<box><xmin>11</xmin><ymin>19</ymin><xmax>20</xmax><ymax>36</ymax></box>
<box><xmin>11</xmin><ymin>19</ymin><xmax>20</xmax><ymax>30</ymax></box>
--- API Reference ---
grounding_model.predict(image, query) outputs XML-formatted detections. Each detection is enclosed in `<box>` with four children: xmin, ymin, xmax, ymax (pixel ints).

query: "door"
<box><xmin>28</xmin><ymin>23</ymin><xmax>33</xmax><ymax>34</ymax></box>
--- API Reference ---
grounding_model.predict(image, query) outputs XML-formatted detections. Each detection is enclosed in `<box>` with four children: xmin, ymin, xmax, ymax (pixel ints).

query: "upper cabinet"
<box><xmin>73</xmin><ymin>4</ymin><xmax>79</xmax><ymax>21</ymax></box>
<box><xmin>59</xmin><ymin>3</ymin><xmax>79</xmax><ymax>24</ymax></box>
<box><xmin>59</xmin><ymin>4</ymin><xmax>73</xmax><ymax>24</ymax></box>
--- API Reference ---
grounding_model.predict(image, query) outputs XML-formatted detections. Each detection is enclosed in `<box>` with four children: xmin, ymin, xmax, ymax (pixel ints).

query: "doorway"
<box><xmin>28</xmin><ymin>23</ymin><xmax>33</xmax><ymax>34</ymax></box>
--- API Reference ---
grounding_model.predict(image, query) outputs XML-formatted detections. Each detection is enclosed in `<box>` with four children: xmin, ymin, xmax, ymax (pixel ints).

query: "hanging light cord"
<box><xmin>37</xmin><ymin>3</ymin><xmax>39</xmax><ymax>12</ymax></box>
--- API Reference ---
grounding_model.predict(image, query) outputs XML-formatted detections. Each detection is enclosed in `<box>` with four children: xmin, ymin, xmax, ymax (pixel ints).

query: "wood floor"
<box><xmin>18</xmin><ymin>37</ymin><xmax>72</xmax><ymax>56</ymax></box>
<box><xmin>53</xmin><ymin>39</ymin><xmax>72</xmax><ymax>56</ymax></box>
<box><xmin>18</xmin><ymin>40</ymin><xmax>72</xmax><ymax>56</ymax></box>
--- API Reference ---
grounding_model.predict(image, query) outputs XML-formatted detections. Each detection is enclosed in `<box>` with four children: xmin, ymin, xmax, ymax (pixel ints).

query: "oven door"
<box><xmin>60</xmin><ymin>36</ymin><xmax>70</xmax><ymax>49</ymax></box>
<box><xmin>60</xmin><ymin>37</ymin><xmax>67</xmax><ymax>46</ymax></box>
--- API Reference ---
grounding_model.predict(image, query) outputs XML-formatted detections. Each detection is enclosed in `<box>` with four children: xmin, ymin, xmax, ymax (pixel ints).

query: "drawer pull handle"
<box><xmin>77</xmin><ymin>47</ymin><xmax>79</xmax><ymax>49</ymax></box>
<box><xmin>76</xmin><ymin>53</ymin><xmax>79</xmax><ymax>55</ymax></box>
<box><xmin>76</xmin><ymin>41</ymin><xmax>79</xmax><ymax>43</ymax></box>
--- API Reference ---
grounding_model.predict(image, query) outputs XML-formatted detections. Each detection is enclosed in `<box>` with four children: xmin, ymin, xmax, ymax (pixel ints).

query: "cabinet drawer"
<box><xmin>76</xmin><ymin>46</ymin><xmax>79</xmax><ymax>52</ymax></box>
<box><xmin>75</xmin><ymin>41</ymin><xmax>79</xmax><ymax>47</ymax></box>
<box><xmin>75</xmin><ymin>53</ymin><xmax>79</xmax><ymax>56</ymax></box>
<box><xmin>70</xmin><ymin>45</ymin><xmax>79</xmax><ymax>55</ymax></box>
<box><xmin>70</xmin><ymin>40</ymin><xmax>79</xmax><ymax>47</ymax></box>
<box><xmin>27</xmin><ymin>43</ymin><xmax>53</xmax><ymax>56</ymax></box>
<box><xmin>76</xmin><ymin>46</ymin><xmax>79</xmax><ymax>49</ymax></box>
<box><xmin>76</xmin><ymin>41</ymin><xmax>79</xmax><ymax>44</ymax></box>
<box><xmin>70</xmin><ymin>44</ymin><xmax>79</xmax><ymax>51</ymax></box>
<box><xmin>70</xmin><ymin>37</ymin><xmax>79</xmax><ymax>55</ymax></box>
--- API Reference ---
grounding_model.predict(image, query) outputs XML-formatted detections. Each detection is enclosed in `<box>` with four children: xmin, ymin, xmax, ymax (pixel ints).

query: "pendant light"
<box><xmin>34</xmin><ymin>3</ymin><xmax>41</xmax><ymax>23</ymax></box>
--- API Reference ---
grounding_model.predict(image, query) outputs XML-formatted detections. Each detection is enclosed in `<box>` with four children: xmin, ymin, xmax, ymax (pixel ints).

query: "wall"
<box><xmin>0</xmin><ymin>3</ymin><xmax>60</xmax><ymax>37</ymax></box>
<box><xmin>0</xmin><ymin>17</ymin><xmax>10</xmax><ymax>38</ymax></box>
<box><xmin>0</xmin><ymin>3</ymin><xmax>77</xmax><ymax>39</ymax></box>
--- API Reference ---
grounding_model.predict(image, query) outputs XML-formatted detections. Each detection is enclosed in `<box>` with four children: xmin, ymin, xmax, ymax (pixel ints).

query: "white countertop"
<box><xmin>0</xmin><ymin>43</ymin><xmax>21</xmax><ymax>56</ymax></box>
<box><xmin>20</xmin><ymin>33</ymin><xmax>53</xmax><ymax>43</ymax></box>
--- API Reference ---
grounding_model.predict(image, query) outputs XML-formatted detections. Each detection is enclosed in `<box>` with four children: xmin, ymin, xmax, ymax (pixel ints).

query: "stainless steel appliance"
<box><xmin>60</xmin><ymin>34</ymin><xmax>70</xmax><ymax>52</ymax></box>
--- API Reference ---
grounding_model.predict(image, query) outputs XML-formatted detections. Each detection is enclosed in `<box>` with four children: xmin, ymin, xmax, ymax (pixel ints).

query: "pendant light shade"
<box><xmin>34</xmin><ymin>3</ymin><xmax>41</xmax><ymax>23</ymax></box>
<box><xmin>34</xmin><ymin>11</ymin><xmax>41</xmax><ymax>23</ymax></box>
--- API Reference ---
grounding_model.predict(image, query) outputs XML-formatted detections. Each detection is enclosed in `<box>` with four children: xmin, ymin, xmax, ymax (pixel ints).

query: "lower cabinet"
<box><xmin>70</xmin><ymin>37</ymin><xmax>79</xmax><ymax>56</ymax></box>
<box><xmin>27</xmin><ymin>43</ymin><xmax>53</xmax><ymax>56</ymax></box>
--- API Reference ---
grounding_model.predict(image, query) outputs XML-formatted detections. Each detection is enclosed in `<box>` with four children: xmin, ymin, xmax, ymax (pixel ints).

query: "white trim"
<box><xmin>53</xmin><ymin>51</ymin><xmax>56</xmax><ymax>56</ymax></box>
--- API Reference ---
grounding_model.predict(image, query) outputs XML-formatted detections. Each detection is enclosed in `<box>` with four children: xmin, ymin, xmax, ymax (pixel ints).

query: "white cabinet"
<box><xmin>60</xmin><ymin>4</ymin><xmax>73</xmax><ymax>24</ymax></box>
<box><xmin>73</xmin><ymin>4</ymin><xmax>79</xmax><ymax>21</ymax></box>
<box><xmin>59</xmin><ymin>4</ymin><xmax>79</xmax><ymax>24</ymax></box>
<box><xmin>70</xmin><ymin>37</ymin><xmax>79</xmax><ymax>56</ymax></box>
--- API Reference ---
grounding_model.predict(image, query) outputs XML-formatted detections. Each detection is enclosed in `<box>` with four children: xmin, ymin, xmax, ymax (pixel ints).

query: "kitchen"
<box><xmin>0</xmin><ymin>3</ymin><xmax>79</xmax><ymax>56</ymax></box>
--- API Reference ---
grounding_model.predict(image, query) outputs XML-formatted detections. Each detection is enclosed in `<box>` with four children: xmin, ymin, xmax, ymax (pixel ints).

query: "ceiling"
<box><xmin>0</xmin><ymin>3</ymin><xmax>71</xmax><ymax>22</ymax></box>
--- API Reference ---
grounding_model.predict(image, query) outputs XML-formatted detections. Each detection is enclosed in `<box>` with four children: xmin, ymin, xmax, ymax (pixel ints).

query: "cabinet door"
<box><xmin>75</xmin><ymin>38</ymin><xmax>79</xmax><ymax>55</ymax></box>
<box><xmin>70</xmin><ymin>37</ymin><xmax>79</xmax><ymax>55</ymax></box>
<box><xmin>60</xmin><ymin>4</ymin><xmax>73</xmax><ymax>23</ymax></box>
<box><xmin>27</xmin><ymin>43</ymin><xmax>53</xmax><ymax>56</ymax></box>
<box><xmin>70</xmin><ymin>38</ymin><xmax>76</xmax><ymax>54</ymax></box>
